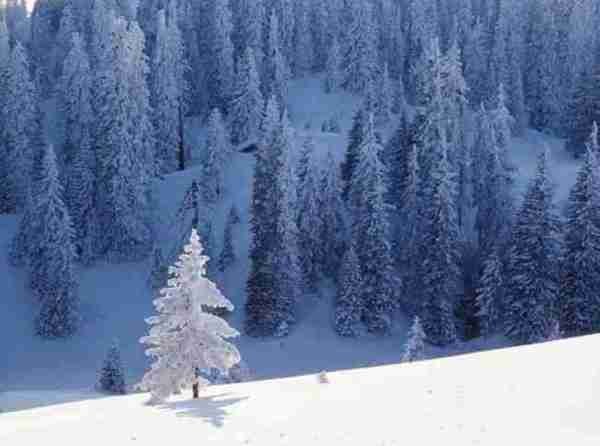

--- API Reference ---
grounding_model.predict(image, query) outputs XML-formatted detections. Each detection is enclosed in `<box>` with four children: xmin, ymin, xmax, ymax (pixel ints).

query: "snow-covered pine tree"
<box><xmin>505</xmin><ymin>148</ymin><xmax>561</xmax><ymax>344</ymax></box>
<box><xmin>270</xmin><ymin>110</ymin><xmax>302</xmax><ymax>336</ymax></box>
<box><xmin>264</xmin><ymin>11</ymin><xmax>289</xmax><ymax>108</ymax></box>
<box><xmin>218</xmin><ymin>212</ymin><xmax>236</xmax><ymax>272</ymax></box>
<box><xmin>463</xmin><ymin>19</ymin><xmax>487</xmax><ymax>107</ymax></box>
<box><xmin>203</xmin><ymin>108</ymin><xmax>232</xmax><ymax>204</ymax></box>
<box><xmin>415</xmin><ymin>71</ymin><xmax>460</xmax><ymax>346</ymax></box>
<box><xmin>297</xmin><ymin>137</ymin><xmax>324</xmax><ymax>289</ymax></box>
<box><xmin>318</xmin><ymin>150</ymin><xmax>346</xmax><ymax>279</ymax></box>
<box><xmin>229</xmin><ymin>47</ymin><xmax>264</xmax><ymax>145</ymax></box>
<box><xmin>324</xmin><ymin>34</ymin><xmax>341</xmax><ymax>93</ymax></box>
<box><xmin>55</xmin><ymin>0</ymin><xmax>77</xmax><ymax>79</ymax></box>
<box><xmin>341</xmin><ymin>108</ymin><xmax>366</xmax><ymax>202</ymax></box>
<box><xmin>32</xmin><ymin>144</ymin><xmax>80</xmax><ymax>339</ymax></box>
<box><xmin>343</xmin><ymin>0</ymin><xmax>378</xmax><ymax>95</ymax></box>
<box><xmin>98</xmin><ymin>340</ymin><xmax>127</xmax><ymax>394</ymax></box>
<box><xmin>376</xmin><ymin>63</ymin><xmax>392</xmax><ymax>125</ymax></box>
<box><xmin>566</xmin><ymin>61</ymin><xmax>600</xmax><ymax>157</ymax></box>
<box><xmin>210</xmin><ymin>0</ymin><xmax>234</xmax><ymax>112</ymax></box>
<box><xmin>140</xmin><ymin>229</ymin><xmax>241</xmax><ymax>404</ymax></box>
<box><xmin>95</xmin><ymin>18</ymin><xmax>153</xmax><ymax>262</ymax></box>
<box><xmin>559</xmin><ymin>133</ymin><xmax>600</xmax><ymax>337</ymax></box>
<box><xmin>3</xmin><ymin>41</ymin><xmax>35</xmax><ymax>210</ymax></box>
<box><xmin>0</xmin><ymin>14</ymin><xmax>12</xmax><ymax>214</ymax></box>
<box><xmin>152</xmin><ymin>5</ymin><xmax>188</xmax><ymax>174</ymax></box>
<box><xmin>334</xmin><ymin>241</ymin><xmax>363</xmax><ymax>337</ymax></box>
<box><xmin>506</xmin><ymin>30</ymin><xmax>527</xmax><ymax>136</ymax></box>
<box><xmin>60</xmin><ymin>33</ymin><xmax>98</xmax><ymax>265</ymax></box>
<box><xmin>476</xmin><ymin>249</ymin><xmax>503</xmax><ymax>337</ymax></box>
<box><xmin>233</xmin><ymin>0</ymin><xmax>265</xmax><ymax>76</ymax></box>
<box><xmin>402</xmin><ymin>316</ymin><xmax>426</xmax><ymax>363</ymax></box>
<box><xmin>293</xmin><ymin>0</ymin><xmax>313</xmax><ymax>77</ymax></box>
<box><xmin>349</xmin><ymin>113</ymin><xmax>396</xmax><ymax>334</ymax></box>
<box><xmin>245</xmin><ymin>96</ymin><xmax>283</xmax><ymax>337</ymax></box>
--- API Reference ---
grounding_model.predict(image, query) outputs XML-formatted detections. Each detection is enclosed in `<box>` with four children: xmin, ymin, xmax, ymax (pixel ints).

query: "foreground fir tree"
<box><xmin>140</xmin><ymin>229</ymin><xmax>241</xmax><ymax>404</ymax></box>
<box><xmin>505</xmin><ymin>149</ymin><xmax>561</xmax><ymax>344</ymax></box>
<box><xmin>98</xmin><ymin>340</ymin><xmax>126</xmax><ymax>394</ymax></box>
<box><xmin>33</xmin><ymin>145</ymin><xmax>80</xmax><ymax>339</ymax></box>
<box><xmin>559</xmin><ymin>137</ymin><xmax>600</xmax><ymax>337</ymax></box>
<box><xmin>402</xmin><ymin>316</ymin><xmax>426</xmax><ymax>363</ymax></box>
<box><xmin>230</xmin><ymin>47</ymin><xmax>264</xmax><ymax>145</ymax></box>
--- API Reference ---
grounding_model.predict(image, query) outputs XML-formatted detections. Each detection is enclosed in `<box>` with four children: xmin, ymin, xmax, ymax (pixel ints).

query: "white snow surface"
<box><xmin>3</xmin><ymin>334</ymin><xmax>600</xmax><ymax>444</ymax></box>
<box><xmin>0</xmin><ymin>77</ymin><xmax>580</xmax><ymax>415</ymax></box>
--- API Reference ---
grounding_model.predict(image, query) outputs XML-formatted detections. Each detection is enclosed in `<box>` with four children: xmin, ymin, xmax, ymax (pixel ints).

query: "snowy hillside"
<box><xmin>0</xmin><ymin>77</ymin><xmax>579</xmax><ymax>408</ymax></box>
<box><xmin>3</xmin><ymin>333</ymin><xmax>600</xmax><ymax>445</ymax></box>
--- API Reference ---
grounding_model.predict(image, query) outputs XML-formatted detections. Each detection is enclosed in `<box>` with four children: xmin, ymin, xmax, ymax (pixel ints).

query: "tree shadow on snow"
<box><xmin>160</xmin><ymin>393</ymin><xmax>248</xmax><ymax>427</ymax></box>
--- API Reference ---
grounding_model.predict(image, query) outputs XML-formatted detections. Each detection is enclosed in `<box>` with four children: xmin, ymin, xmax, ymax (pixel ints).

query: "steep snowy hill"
<box><xmin>0</xmin><ymin>77</ymin><xmax>580</xmax><ymax>410</ymax></box>
<box><xmin>3</xmin><ymin>333</ymin><xmax>600</xmax><ymax>445</ymax></box>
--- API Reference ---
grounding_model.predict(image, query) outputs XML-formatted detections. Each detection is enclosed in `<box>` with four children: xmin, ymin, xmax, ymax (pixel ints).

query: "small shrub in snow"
<box><xmin>98</xmin><ymin>340</ymin><xmax>126</xmax><ymax>394</ymax></box>
<box><xmin>402</xmin><ymin>316</ymin><xmax>426</xmax><ymax>363</ymax></box>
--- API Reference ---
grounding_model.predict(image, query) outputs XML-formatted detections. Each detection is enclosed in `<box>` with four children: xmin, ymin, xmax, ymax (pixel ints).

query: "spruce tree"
<box><xmin>505</xmin><ymin>149</ymin><xmax>561</xmax><ymax>344</ymax></box>
<box><xmin>264</xmin><ymin>11</ymin><xmax>289</xmax><ymax>107</ymax></box>
<box><xmin>293</xmin><ymin>0</ymin><xmax>313</xmax><ymax>77</ymax></box>
<box><xmin>3</xmin><ymin>41</ymin><xmax>35</xmax><ymax>210</ymax></box>
<box><xmin>218</xmin><ymin>213</ymin><xmax>236</xmax><ymax>272</ymax></box>
<box><xmin>334</xmin><ymin>242</ymin><xmax>363</xmax><ymax>337</ymax></box>
<box><xmin>229</xmin><ymin>47</ymin><xmax>264</xmax><ymax>145</ymax></box>
<box><xmin>210</xmin><ymin>0</ymin><xmax>235</xmax><ymax>112</ymax></box>
<box><xmin>98</xmin><ymin>340</ymin><xmax>127</xmax><ymax>394</ymax></box>
<box><xmin>350</xmin><ymin>114</ymin><xmax>396</xmax><ymax>334</ymax></box>
<box><xmin>140</xmin><ymin>229</ymin><xmax>241</xmax><ymax>404</ymax></box>
<box><xmin>559</xmin><ymin>134</ymin><xmax>600</xmax><ymax>337</ymax></box>
<box><xmin>343</xmin><ymin>1</ymin><xmax>378</xmax><ymax>94</ymax></box>
<box><xmin>402</xmin><ymin>316</ymin><xmax>426</xmax><ymax>363</ymax></box>
<box><xmin>318</xmin><ymin>151</ymin><xmax>346</xmax><ymax>279</ymax></box>
<box><xmin>152</xmin><ymin>6</ymin><xmax>187</xmax><ymax>174</ymax></box>
<box><xmin>566</xmin><ymin>62</ymin><xmax>600</xmax><ymax>157</ymax></box>
<box><xmin>203</xmin><ymin>108</ymin><xmax>232</xmax><ymax>204</ymax></box>
<box><xmin>297</xmin><ymin>137</ymin><xmax>324</xmax><ymax>290</ymax></box>
<box><xmin>324</xmin><ymin>35</ymin><xmax>342</xmax><ymax>93</ymax></box>
<box><xmin>32</xmin><ymin>145</ymin><xmax>80</xmax><ymax>339</ymax></box>
<box><xmin>60</xmin><ymin>33</ymin><xmax>98</xmax><ymax>265</ymax></box>
<box><xmin>341</xmin><ymin>108</ymin><xmax>366</xmax><ymax>202</ymax></box>
<box><xmin>476</xmin><ymin>249</ymin><xmax>503</xmax><ymax>337</ymax></box>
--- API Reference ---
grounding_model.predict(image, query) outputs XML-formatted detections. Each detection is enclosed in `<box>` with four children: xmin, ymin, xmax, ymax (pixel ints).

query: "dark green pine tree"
<box><xmin>505</xmin><ymin>148</ymin><xmax>561</xmax><ymax>344</ymax></box>
<box><xmin>350</xmin><ymin>113</ymin><xmax>397</xmax><ymax>334</ymax></box>
<box><xmin>341</xmin><ymin>108</ymin><xmax>366</xmax><ymax>202</ymax></box>
<box><xmin>98</xmin><ymin>340</ymin><xmax>127</xmax><ymax>394</ymax></box>
<box><xmin>334</xmin><ymin>241</ymin><xmax>363</xmax><ymax>337</ymax></box>
<box><xmin>418</xmin><ymin>138</ymin><xmax>460</xmax><ymax>347</ymax></box>
<box><xmin>218</xmin><ymin>208</ymin><xmax>236</xmax><ymax>272</ymax></box>
<box><xmin>559</xmin><ymin>133</ymin><xmax>600</xmax><ymax>337</ymax></box>
<box><xmin>33</xmin><ymin>144</ymin><xmax>80</xmax><ymax>338</ymax></box>
<box><xmin>566</xmin><ymin>61</ymin><xmax>600</xmax><ymax>157</ymax></box>
<box><xmin>245</xmin><ymin>96</ymin><xmax>287</xmax><ymax>337</ymax></box>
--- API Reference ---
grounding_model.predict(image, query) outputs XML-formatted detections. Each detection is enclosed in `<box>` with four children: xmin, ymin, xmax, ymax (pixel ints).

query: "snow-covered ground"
<box><xmin>3</xmin><ymin>333</ymin><xmax>600</xmax><ymax>445</ymax></box>
<box><xmin>0</xmin><ymin>77</ymin><xmax>580</xmax><ymax>413</ymax></box>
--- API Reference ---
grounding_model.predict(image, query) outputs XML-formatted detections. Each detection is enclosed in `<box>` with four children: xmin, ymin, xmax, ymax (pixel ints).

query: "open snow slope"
<box><xmin>0</xmin><ymin>77</ymin><xmax>580</xmax><ymax>412</ymax></box>
<box><xmin>3</xmin><ymin>333</ymin><xmax>600</xmax><ymax>445</ymax></box>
